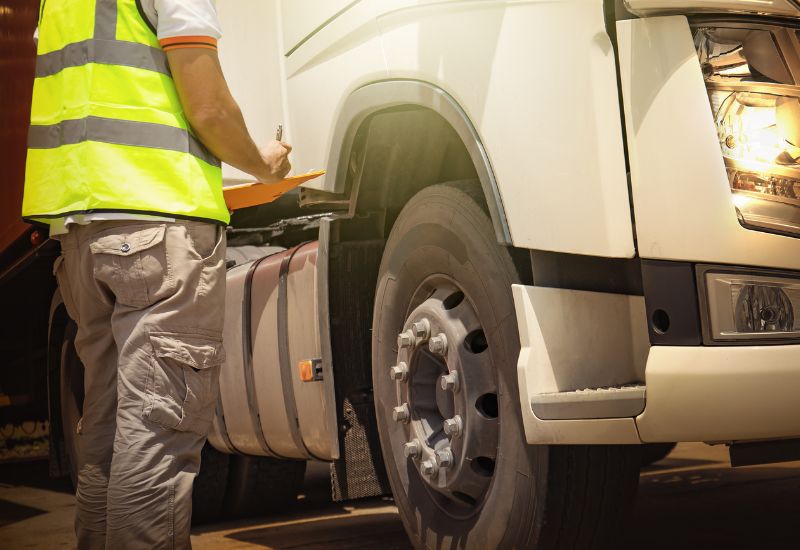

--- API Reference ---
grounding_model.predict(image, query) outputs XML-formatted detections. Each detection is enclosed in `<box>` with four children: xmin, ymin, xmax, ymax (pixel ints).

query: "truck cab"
<box><xmin>2</xmin><ymin>1</ymin><xmax>800</xmax><ymax>547</ymax></box>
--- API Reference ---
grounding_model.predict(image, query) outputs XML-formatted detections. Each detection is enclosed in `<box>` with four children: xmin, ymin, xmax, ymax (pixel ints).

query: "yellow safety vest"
<box><xmin>23</xmin><ymin>0</ymin><xmax>229</xmax><ymax>226</ymax></box>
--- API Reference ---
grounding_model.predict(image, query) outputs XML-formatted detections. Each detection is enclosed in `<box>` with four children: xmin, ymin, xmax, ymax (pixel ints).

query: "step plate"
<box><xmin>532</xmin><ymin>384</ymin><xmax>646</xmax><ymax>420</ymax></box>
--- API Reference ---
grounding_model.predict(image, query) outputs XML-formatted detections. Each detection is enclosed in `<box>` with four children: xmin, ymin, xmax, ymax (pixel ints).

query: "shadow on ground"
<box><xmin>621</xmin><ymin>454</ymin><xmax>800</xmax><ymax>549</ymax></box>
<box><xmin>223</xmin><ymin>510</ymin><xmax>410</xmax><ymax>549</ymax></box>
<box><xmin>0</xmin><ymin>459</ymin><xmax>73</xmax><ymax>494</ymax></box>
<box><xmin>2</xmin><ymin>444</ymin><xmax>800</xmax><ymax>549</ymax></box>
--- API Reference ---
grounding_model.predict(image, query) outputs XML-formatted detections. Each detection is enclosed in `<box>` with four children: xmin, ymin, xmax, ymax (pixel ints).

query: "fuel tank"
<box><xmin>207</xmin><ymin>241</ymin><xmax>339</xmax><ymax>460</ymax></box>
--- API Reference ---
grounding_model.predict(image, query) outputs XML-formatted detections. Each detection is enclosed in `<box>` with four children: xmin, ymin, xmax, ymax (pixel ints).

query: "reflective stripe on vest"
<box><xmin>35</xmin><ymin>39</ymin><xmax>170</xmax><ymax>78</ymax></box>
<box><xmin>23</xmin><ymin>0</ymin><xmax>229</xmax><ymax>225</ymax></box>
<box><xmin>28</xmin><ymin>116</ymin><xmax>219</xmax><ymax>167</ymax></box>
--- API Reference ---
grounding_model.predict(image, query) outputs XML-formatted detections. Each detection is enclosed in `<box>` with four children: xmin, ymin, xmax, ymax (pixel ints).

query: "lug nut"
<box><xmin>420</xmin><ymin>459</ymin><xmax>438</xmax><ymax>476</ymax></box>
<box><xmin>443</xmin><ymin>415</ymin><xmax>463</xmax><ymax>438</ymax></box>
<box><xmin>397</xmin><ymin>330</ymin><xmax>416</xmax><ymax>349</ymax></box>
<box><xmin>392</xmin><ymin>403</ymin><xmax>410</xmax><ymax>423</ymax></box>
<box><xmin>429</xmin><ymin>333</ymin><xmax>448</xmax><ymax>355</ymax></box>
<box><xmin>435</xmin><ymin>448</ymin><xmax>454</xmax><ymax>468</ymax></box>
<box><xmin>403</xmin><ymin>439</ymin><xmax>422</xmax><ymax>459</ymax></box>
<box><xmin>389</xmin><ymin>362</ymin><xmax>409</xmax><ymax>382</ymax></box>
<box><xmin>440</xmin><ymin>371</ymin><xmax>460</xmax><ymax>392</ymax></box>
<box><xmin>412</xmin><ymin>318</ymin><xmax>431</xmax><ymax>340</ymax></box>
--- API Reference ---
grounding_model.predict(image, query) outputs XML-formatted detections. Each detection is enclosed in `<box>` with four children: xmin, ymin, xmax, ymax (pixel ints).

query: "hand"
<box><xmin>257</xmin><ymin>140</ymin><xmax>292</xmax><ymax>183</ymax></box>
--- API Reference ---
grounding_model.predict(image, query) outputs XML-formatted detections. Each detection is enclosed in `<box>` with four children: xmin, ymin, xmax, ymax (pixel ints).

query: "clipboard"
<box><xmin>223</xmin><ymin>170</ymin><xmax>325</xmax><ymax>211</ymax></box>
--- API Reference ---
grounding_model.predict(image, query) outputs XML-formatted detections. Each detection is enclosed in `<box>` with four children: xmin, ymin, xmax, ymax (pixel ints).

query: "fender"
<box><xmin>321</xmin><ymin>79</ymin><xmax>512</xmax><ymax>245</ymax></box>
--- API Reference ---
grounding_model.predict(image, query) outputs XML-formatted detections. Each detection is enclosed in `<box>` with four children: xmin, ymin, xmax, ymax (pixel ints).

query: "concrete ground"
<box><xmin>1</xmin><ymin>443</ymin><xmax>799</xmax><ymax>549</ymax></box>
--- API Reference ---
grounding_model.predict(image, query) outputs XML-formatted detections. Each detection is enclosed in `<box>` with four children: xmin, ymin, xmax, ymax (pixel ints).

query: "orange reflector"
<box><xmin>298</xmin><ymin>358</ymin><xmax>323</xmax><ymax>382</ymax></box>
<box><xmin>298</xmin><ymin>360</ymin><xmax>314</xmax><ymax>382</ymax></box>
<box><xmin>30</xmin><ymin>230</ymin><xmax>45</xmax><ymax>246</ymax></box>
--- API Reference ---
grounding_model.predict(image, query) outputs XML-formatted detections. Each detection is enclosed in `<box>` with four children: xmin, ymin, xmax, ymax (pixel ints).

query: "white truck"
<box><xmin>30</xmin><ymin>0</ymin><xmax>800</xmax><ymax>547</ymax></box>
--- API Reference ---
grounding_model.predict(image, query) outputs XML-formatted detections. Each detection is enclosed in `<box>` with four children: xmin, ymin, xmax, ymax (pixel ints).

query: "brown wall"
<box><xmin>0</xmin><ymin>1</ymin><xmax>38</xmax><ymax>253</ymax></box>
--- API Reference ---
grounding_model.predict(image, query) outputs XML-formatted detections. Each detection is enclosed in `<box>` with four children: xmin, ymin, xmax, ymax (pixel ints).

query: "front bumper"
<box><xmin>636</xmin><ymin>344</ymin><xmax>800</xmax><ymax>442</ymax></box>
<box><xmin>512</xmin><ymin>284</ymin><xmax>800</xmax><ymax>444</ymax></box>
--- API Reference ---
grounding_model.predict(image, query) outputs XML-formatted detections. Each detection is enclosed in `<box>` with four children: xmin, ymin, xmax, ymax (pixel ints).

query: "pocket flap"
<box><xmin>149</xmin><ymin>331</ymin><xmax>225</xmax><ymax>370</ymax></box>
<box><xmin>89</xmin><ymin>225</ymin><xmax>166</xmax><ymax>257</ymax></box>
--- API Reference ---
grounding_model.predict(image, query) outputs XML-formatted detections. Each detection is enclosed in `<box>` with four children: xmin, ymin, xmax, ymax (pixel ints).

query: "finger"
<box><xmin>279</xmin><ymin>141</ymin><xmax>293</xmax><ymax>153</ymax></box>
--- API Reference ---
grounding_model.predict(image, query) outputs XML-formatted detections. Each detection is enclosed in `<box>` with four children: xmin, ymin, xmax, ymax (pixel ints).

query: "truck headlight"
<box><xmin>695</xmin><ymin>24</ymin><xmax>800</xmax><ymax>237</ymax></box>
<box><xmin>702</xmin><ymin>267</ymin><xmax>800</xmax><ymax>342</ymax></box>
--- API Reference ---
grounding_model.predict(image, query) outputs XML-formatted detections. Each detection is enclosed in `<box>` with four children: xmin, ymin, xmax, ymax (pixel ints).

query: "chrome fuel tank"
<box><xmin>207</xmin><ymin>241</ymin><xmax>339</xmax><ymax>460</ymax></box>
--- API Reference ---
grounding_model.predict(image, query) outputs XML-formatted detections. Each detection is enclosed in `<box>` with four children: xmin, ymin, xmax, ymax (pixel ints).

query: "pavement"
<box><xmin>1</xmin><ymin>443</ymin><xmax>799</xmax><ymax>549</ymax></box>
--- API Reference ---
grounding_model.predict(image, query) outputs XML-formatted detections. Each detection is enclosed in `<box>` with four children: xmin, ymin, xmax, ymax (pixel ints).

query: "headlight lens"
<box><xmin>695</xmin><ymin>25</ymin><xmax>800</xmax><ymax>237</ymax></box>
<box><xmin>704</xmin><ymin>269</ymin><xmax>800</xmax><ymax>341</ymax></box>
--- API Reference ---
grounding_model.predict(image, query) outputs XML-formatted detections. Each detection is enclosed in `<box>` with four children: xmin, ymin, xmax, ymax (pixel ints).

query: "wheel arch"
<box><xmin>309</xmin><ymin>79</ymin><xmax>512</xmax><ymax>245</ymax></box>
<box><xmin>314</xmin><ymin>81</ymin><xmax>520</xmax><ymax>499</ymax></box>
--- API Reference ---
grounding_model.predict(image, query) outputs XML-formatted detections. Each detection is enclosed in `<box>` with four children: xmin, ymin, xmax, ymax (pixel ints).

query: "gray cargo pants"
<box><xmin>53</xmin><ymin>220</ymin><xmax>226</xmax><ymax>550</ymax></box>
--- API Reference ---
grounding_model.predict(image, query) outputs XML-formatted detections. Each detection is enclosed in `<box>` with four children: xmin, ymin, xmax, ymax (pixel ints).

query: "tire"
<box><xmin>59</xmin><ymin>320</ymin><xmax>83</xmax><ymax>487</ymax></box>
<box><xmin>56</xmin><ymin>319</ymin><xmax>229</xmax><ymax>525</ymax></box>
<box><xmin>372</xmin><ymin>182</ymin><xmax>641</xmax><ymax>549</ymax></box>
<box><xmin>640</xmin><ymin>443</ymin><xmax>677</xmax><ymax>467</ymax></box>
<box><xmin>192</xmin><ymin>443</ymin><xmax>230</xmax><ymax>524</ymax></box>
<box><xmin>222</xmin><ymin>455</ymin><xmax>306</xmax><ymax>518</ymax></box>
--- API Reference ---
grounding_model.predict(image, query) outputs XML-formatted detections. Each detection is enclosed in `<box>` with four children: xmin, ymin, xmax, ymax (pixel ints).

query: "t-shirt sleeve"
<box><xmin>153</xmin><ymin>0</ymin><xmax>222</xmax><ymax>52</ymax></box>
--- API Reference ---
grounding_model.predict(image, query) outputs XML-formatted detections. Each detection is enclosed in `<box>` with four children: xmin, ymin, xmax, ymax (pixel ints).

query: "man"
<box><xmin>22</xmin><ymin>1</ymin><xmax>290</xmax><ymax>548</ymax></box>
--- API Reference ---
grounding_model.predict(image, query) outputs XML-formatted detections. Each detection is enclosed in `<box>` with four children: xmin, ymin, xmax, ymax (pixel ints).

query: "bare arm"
<box><xmin>166</xmin><ymin>48</ymin><xmax>291</xmax><ymax>183</ymax></box>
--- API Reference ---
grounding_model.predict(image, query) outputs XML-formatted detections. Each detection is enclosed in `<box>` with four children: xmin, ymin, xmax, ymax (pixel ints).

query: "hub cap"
<box><xmin>388</xmin><ymin>280</ymin><xmax>499</xmax><ymax>511</ymax></box>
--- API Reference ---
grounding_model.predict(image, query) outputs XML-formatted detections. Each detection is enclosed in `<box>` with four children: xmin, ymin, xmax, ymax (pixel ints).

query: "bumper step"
<box><xmin>532</xmin><ymin>384</ymin><xmax>646</xmax><ymax>420</ymax></box>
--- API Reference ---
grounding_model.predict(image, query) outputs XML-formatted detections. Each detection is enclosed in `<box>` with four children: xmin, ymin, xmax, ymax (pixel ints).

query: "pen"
<box><xmin>275</xmin><ymin>124</ymin><xmax>283</xmax><ymax>142</ymax></box>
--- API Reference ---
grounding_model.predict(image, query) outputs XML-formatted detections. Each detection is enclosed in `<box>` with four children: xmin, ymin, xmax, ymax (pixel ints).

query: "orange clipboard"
<box><xmin>223</xmin><ymin>170</ymin><xmax>325</xmax><ymax>211</ymax></box>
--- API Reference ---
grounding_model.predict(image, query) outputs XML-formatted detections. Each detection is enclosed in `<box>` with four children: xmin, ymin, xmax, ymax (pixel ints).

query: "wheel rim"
<box><xmin>387</xmin><ymin>276</ymin><xmax>499</xmax><ymax>516</ymax></box>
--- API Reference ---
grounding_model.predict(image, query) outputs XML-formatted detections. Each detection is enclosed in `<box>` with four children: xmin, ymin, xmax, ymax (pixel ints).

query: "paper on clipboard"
<box><xmin>223</xmin><ymin>170</ymin><xmax>325</xmax><ymax>211</ymax></box>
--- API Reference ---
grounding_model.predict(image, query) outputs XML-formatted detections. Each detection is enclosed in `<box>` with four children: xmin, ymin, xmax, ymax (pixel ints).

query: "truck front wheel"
<box><xmin>372</xmin><ymin>183</ymin><xmax>640</xmax><ymax>549</ymax></box>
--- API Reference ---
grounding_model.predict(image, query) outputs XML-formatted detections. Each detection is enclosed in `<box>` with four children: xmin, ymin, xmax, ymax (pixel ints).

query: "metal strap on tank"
<box><xmin>27</xmin><ymin>116</ymin><xmax>220</xmax><ymax>167</ymax></box>
<box><xmin>213</xmin><ymin>259</ymin><xmax>243</xmax><ymax>454</ymax></box>
<box><xmin>277</xmin><ymin>243</ymin><xmax>322</xmax><ymax>460</ymax></box>
<box><xmin>212</xmin><ymin>393</ymin><xmax>240</xmax><ymax>454</ymax></box>
<box><xmin>242</xmin><ymin>257</ymin><xmax>284</xmax><ymax>459</ymax></box>
<box><xmin>35</xmin><ymin>39</ymin><xmax>169</xmax><ymax>78</ymax></box>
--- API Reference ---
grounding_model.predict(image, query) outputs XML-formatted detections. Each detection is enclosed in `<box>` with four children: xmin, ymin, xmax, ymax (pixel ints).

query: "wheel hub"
<box><xmin>388</xmin><ymin>282</ymin><xmax>499</xmax><ymax>508</ymax></box>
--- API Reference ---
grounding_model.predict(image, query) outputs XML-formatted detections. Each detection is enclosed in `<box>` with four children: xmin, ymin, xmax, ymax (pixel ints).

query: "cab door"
<box><xmin>216</xmin><ymin>0</ymin><xmax>288</xmax><ymax>184</ymax></box>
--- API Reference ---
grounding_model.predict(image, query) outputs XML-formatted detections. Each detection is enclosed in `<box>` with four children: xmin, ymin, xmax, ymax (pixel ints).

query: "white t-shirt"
<box><xmin>49</xmin><ymin>0</ymin><xmax>224</xmax><ymax>235</ymax></box>
<box><xmin>142</xmin><ymin>0</ymin><xmax>223</xmax><ymax>50</ymax></box>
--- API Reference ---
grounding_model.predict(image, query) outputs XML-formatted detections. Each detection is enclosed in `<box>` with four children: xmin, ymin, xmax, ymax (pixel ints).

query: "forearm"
<box><xmin>166</xmin><ymin>48</ymin><xmax>287</xmax><ymax>182</ymax></box>
<box><xmin>189</xmin><ymin>98</ymin><xmax>269</xmax><ymax>180</ymax></box>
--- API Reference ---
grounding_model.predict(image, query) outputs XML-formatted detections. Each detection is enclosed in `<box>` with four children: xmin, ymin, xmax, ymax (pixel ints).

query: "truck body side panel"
<box><xmin>0</xmin><ymin>2</ymin><xmax>38</xmax><ymax>254</ymax></box>
<box><xmin>279</xmin><ymin>0</ymin><xmax>388</xmax><ymax>193</ymax></box>
<box><xmin>376</xmin><ymin>0</ymin><xmax>634</xmax><ymax>257</ymax></box>
<box><xmin>216</xmin><ymin>0</ymin><xmax>289</xmax><ymax>185</ymax></box>
<box><xmin>220</xmin><ymin>0</ymin><xmax>634</xmax><ymax>257</ymax></box>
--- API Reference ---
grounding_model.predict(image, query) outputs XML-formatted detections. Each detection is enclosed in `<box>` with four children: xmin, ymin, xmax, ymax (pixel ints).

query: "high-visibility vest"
<box><xmin>23</xmin><ymin>0</ymin><xmax>229</xmax><ymax>226</ymax></box>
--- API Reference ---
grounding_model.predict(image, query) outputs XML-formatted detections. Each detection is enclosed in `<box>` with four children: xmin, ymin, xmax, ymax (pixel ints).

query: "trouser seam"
<box><xmin>169</xmin><ymin>468</ymin><xmax>175</xmax><ymax>550</ymax></box>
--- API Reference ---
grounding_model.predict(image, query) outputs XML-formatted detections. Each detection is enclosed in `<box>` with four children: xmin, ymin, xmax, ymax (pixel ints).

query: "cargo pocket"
<box><xmin>186</xmin><ymin>222</ymin><xmax>219</xmax><ymax>262</ymax></box>
<box><xmin>89</xmin><ymin>224</ymin><xmax>174</xmax><ymax>308</ymax></box>
<box><xmin>144</xmin><ymin>330</ymin><xmax>225</xmax><ymax>435</ymax></box>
